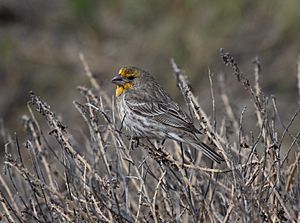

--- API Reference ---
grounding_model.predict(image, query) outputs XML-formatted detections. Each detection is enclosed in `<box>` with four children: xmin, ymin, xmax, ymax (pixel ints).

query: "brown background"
<box><xmin>1</xmin><ymin>0</ymin><xmax>299</xmax><ymax>140</ymax></box>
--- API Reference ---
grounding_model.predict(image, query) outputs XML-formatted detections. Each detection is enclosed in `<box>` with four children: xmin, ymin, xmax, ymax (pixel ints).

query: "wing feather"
<box><xmin>126</xmin><ymin>97</ymin><xmax>196</xmax><ymax>132</ymax></box>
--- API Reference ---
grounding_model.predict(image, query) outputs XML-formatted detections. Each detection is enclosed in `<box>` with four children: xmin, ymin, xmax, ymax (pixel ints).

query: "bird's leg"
<box><xmin>129</xmin><ymin>135</ymin><xmax>140</xmax><ymax>150</ymax></box>
<box><xmin>157</xmin><ymin>139</ymin><xmax>166</xmax><ymax>149</ymax></box>
<box><xmin>134</xmin><ymin>137</ymin><xmax>140</xmax><ymax>147</ymax></box>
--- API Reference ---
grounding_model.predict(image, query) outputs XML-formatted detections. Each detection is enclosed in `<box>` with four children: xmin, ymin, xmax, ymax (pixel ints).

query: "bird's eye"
<box><xmin>127</xmin><ymin>76</ymin><xmax>135</xmax><ymax>80</ymax></box>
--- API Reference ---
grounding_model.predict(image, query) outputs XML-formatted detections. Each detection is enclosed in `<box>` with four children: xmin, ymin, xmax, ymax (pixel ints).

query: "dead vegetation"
<box><xmin>0</xmin><ymin>50</ymin><xmax>300</xmax><ymax>222</ymax></box>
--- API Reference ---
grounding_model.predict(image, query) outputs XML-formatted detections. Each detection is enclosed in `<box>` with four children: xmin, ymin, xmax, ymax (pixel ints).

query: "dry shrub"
<box><xmin>0</xmin><ymin>50</ymin><xmax>299</xmax><ymax>222</ymax></box>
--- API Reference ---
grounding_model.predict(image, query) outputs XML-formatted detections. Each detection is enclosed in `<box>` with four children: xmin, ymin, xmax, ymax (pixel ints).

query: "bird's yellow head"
<box><xmin>112</xmin><ymin>66</ymin><xmax>142</xmax><ymax>97</ymax></box>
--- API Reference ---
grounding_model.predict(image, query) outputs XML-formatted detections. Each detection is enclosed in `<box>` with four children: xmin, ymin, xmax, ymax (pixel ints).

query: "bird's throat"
<box><xmin>115</xmin><ymin>83</ymin><xmax>133</xmax><ymax>96</ymax></box>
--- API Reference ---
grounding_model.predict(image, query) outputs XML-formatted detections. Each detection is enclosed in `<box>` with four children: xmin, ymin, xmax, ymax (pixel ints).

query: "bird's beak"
<box><xmin>111</xmin><ymin>75</ymin><xmax>125</xmax><ymax>86</ymax></box>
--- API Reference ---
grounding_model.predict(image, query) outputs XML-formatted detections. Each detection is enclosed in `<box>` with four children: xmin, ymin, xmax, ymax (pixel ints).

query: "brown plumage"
<box><xmin>112</xmin><ymin>66</ymin><xmax>224</xmax><ymax>163</ymax></box>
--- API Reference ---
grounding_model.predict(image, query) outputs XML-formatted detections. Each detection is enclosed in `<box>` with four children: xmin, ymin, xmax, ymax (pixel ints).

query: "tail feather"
<box><xmin>189</xmin><ymin>141</ymin><xmax>224</xmax><ymax>163</ymax></box>
<box><xmin>168</xmin><ymin>132</ymin><xmax>224</xmax><ymax>163</ymax></box>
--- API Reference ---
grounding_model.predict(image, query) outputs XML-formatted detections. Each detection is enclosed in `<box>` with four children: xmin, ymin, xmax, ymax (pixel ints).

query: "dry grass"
<box><xmin>0</xmin><ymin>50</ymin><xmax>300</xmax><ymax>222</ymax></box>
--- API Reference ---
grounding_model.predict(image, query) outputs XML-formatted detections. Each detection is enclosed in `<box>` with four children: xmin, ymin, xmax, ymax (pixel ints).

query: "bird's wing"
<box><xmin>126</xmin><ymin>97</ymin><xmax>197</xmax><ymax>132</ymax></box>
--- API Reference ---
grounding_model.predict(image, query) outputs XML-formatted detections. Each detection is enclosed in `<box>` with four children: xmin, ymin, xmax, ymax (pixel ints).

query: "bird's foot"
<box><xmin>129</xmin><ymin>136</ymin><xmax>140</xmax><ymax>149</ymax></box>
<box><xmin>157</xmin><ymin>139</ymin><xmax>166</xmax><ymax>149</ymax></box>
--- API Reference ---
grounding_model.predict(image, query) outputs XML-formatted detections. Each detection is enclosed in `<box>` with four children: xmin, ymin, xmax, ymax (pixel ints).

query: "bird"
<box><xmin>111</xmin><ymin>66</ymin><xmax>224</xmax><ymax>163</ymax></box>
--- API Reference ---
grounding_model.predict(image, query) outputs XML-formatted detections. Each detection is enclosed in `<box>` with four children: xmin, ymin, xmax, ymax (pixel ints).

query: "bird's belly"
<box><xmin>126</xmin><ymin>114</ymin><xmax>167</xmax><ymax>138</ymax></box>
<box><xmin>118</xmin><ymin>103</ymin><xmax>167</xmax><ymax>139</ymax></box>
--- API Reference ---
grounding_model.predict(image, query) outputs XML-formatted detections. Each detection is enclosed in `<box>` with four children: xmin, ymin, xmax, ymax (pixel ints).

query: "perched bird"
<box><xmin>112</xmin><ymin>66</ymin><xmax>224</xmax><ymax>163</ymax></box>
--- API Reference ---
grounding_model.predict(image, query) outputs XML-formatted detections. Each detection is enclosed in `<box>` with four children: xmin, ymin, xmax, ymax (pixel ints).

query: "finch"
<box><xmin>112</xmin><ymin>66</ymin><xmax>224</xmax><ymax>163</ymax></box>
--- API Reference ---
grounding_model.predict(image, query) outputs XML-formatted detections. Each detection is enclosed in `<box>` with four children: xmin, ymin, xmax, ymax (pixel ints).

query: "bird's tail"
<box><xmin>190</xmin><ymin>141</ymin><xmax>224</xmax><ymax>163</ymax></box>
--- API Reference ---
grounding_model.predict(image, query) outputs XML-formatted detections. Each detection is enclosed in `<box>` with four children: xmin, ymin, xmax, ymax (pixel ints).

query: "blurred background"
<box><xmin>1</xmin><ymin>0</ymin><xmax>300</xmax><ymax>138</ymax></box>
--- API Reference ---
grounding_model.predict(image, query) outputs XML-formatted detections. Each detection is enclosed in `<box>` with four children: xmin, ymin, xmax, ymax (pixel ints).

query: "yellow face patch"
<box><xmin>118</xmin><ymin>67</ymin><xmax>141</xmax><ymax>79</ymax></box>
<box><xmin>115</xmin><ymin>67</ymin><xmax>140</xmax><ymax>97</ymax></box>
<box><xmin>115</xmin><ymin>82</ymin><xmax>133</xmax><ymax>97</ymax></box>
<box><xmin>115</xmin><ymin>85</ymin><xmax>124</xmax><ymax>97</ymax></box>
